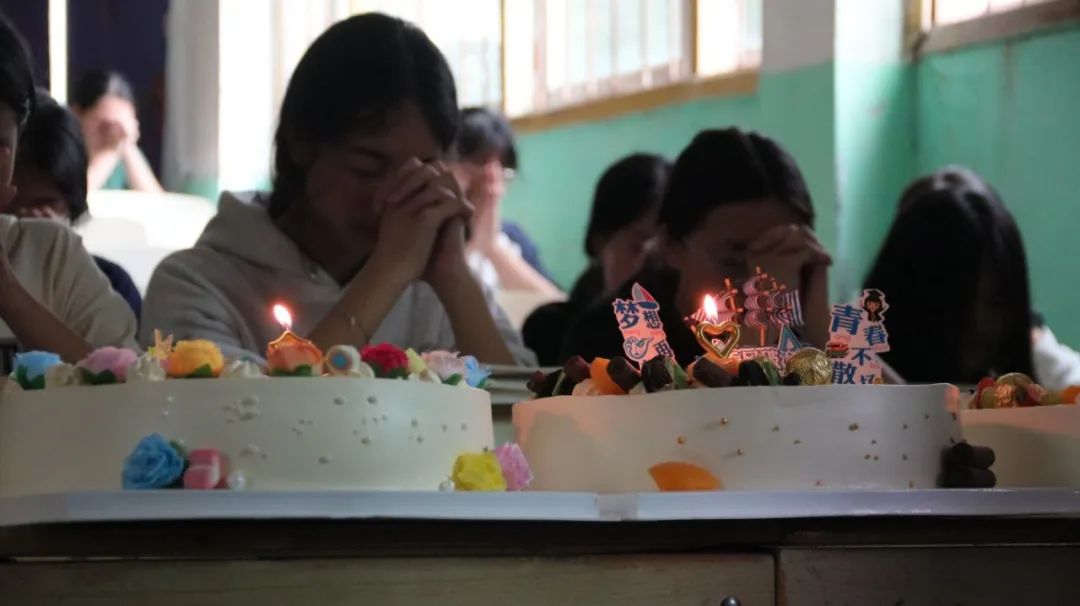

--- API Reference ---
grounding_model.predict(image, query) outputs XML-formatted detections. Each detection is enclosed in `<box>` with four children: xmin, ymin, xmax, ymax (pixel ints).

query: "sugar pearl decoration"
<box><xmin>226</xmin><ymin>470</ymin><xmax>248</xmax><ymax>490</ymax></box>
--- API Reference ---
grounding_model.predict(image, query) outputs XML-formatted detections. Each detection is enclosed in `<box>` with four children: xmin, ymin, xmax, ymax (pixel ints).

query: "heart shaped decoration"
<box><xmin>694</xmin><ymin>321</ymin><xmax>741</xmax><ymax>359</ymax></box>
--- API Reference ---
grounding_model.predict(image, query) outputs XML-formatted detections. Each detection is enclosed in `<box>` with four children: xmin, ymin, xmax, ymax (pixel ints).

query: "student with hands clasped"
<box><xmin>0</xmin><ymin>16</ymin><xmax>138</xmax><ymax>364</ymax></box>
<box><xmin>141</xmin><ymin>14</ymin><xmax>534</xmax><ymax>366</ymax></box>
<box><xmin>563</xmin><ymin>128</ymin><xmax>830</xmax><ymax>366</ymax></box>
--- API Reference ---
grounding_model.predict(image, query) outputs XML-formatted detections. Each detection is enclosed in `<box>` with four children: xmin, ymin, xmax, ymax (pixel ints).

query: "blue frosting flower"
<box><xmin>462</xmin><ymin>355</ymin><xmax>491</xmax><ymax>388</ymax></box>
<box><xmin>122</xmin><ymin>434</ymin><xmax>186</xmax><ymax>489</ymax></box>
<box><xmin>14</xmin><ymin>351</ymin><xmax>62</xmax><ymax>380</ymax></box>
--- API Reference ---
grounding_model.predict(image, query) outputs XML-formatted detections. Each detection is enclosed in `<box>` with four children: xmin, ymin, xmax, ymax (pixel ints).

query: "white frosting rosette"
<box><xmin>126</xmin><ymin>354</ymin><xmax>167</xmax><ymax>382</ymax></box>
<box><xmin>44</xmin><ymin>363</ymin><xmax>82</xmax><ymax>389</ymax></box>
<box><xmin>220</xmin><ymin>359</ymin><xmax>266</xmax><ymax>379</ymax></box>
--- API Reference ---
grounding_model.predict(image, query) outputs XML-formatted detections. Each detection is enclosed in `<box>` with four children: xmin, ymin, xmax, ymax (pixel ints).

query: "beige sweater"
<box><xmin>140</xmin><ymin>192</ymin><xmax>537</xmax><ymax>365</ymax></box>
<box><xmin>0</xmin><ymin>216</ymin><xmax>138</xmax><ymax>349</ymax></box>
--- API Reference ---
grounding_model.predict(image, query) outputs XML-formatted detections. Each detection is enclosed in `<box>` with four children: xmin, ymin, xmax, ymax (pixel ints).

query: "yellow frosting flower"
<box><xmin>452</xmin><ymin>452</ymin><xmax>507</xmax><ymax>491</ymax></box>
<box><xmin>167</xmin><ymin>340</ymin><xmax>225</xmax><ymax>378</ymax></box>
<box><xmin>405</xmin><ymin>348</ymin><xmax>428</xmax><ymax>376</ymax></box>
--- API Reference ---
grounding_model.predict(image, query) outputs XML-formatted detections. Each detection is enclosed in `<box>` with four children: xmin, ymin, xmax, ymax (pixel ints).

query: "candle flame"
<box><xmin>703</xmin><ymin>294</ymin><xmax>719</xmax><ymax>323</ymax></box>
<box><xmin>273</xmin><ymin>303</ymin><xmax>292</xmax><ymax>330</ymax></box>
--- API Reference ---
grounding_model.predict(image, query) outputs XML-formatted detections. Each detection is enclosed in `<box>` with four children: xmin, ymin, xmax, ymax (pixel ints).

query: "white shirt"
<box><xmin>0</xmin><ymin>216</ymin><xmax>138</xmax><ymax>353</ymax></box>
<box><xmin>1034</xmin><ymin>327</ymin><xmax>1080</xmax><ymax>391</ymax></box>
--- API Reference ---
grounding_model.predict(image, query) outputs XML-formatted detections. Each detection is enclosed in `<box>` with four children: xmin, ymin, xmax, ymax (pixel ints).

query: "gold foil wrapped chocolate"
<box><xmin>785</xmin><ymin>347</ymin><xmax>831</xmax><ymax>385</ymax></box>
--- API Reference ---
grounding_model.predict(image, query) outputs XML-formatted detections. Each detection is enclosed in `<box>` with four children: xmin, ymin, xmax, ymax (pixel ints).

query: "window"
<box><xmin>926</xmin><ymin>0</ymin><xmax>1056</xmax><ymax>27</ymax></box>
<box><xmin>352</xmin><ymin>0</ymin><xmax>503</xmax><ymax>108</ymax></box>
<box><xmin>360</xmin><ymin>0</ymin><xmax>762</xmax><ymax>117</ymax></box>
<box><xmin>505</xmin><ymin>0</ymin><xmax>762</xmax><ymax>117</ymax></box>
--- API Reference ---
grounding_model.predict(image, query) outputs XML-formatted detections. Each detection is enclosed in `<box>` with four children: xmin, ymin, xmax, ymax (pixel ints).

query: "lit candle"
<box><xmin>694</xmin><ymin>295</ymin><xmax>741</xmax><ymax>364</ymax></box>
<box><xmin>267</xmin><ymin>303</ymin><xmax>325</xmax><ymax>376</ymax></box>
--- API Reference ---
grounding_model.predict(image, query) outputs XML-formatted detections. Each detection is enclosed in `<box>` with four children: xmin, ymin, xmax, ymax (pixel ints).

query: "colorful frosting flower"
<box><xmin>13</xmin><ymin>351</ymin><xmax>62</xmax><ymax>390</ymax></box>
<box><xmin>127</xmin><ymin>354</ymin><xmax>166</xmax><ymax>382</ymax></box>
<box><xmin>182</xmin><ymin>448</ymin><xmax>226</xmax><ymax>489</ymax></box>
<box><xmin>406</xmin><ymin>348</ymin><xmax>428</xmax><ymax>375</ymax></box>
<box><xmin>167</xmin><ymin>340</ymin><xmax>226</xmax><ymax>378</ymax></box>
<box><xmin>78</xmin><ymin>347</ymin><xmax>139</xmax><ymax>384</ymax></box>
<box><xmin>422</xmin><ymin>350</ymin><xmax>467</xmax><ymax>384</ymax></box>
<box><xmin>462</xmin><ymin>355</ymin><xmax>491</xmax><ymax>389</ymax></box>
<box><xmin>122</xmin><ymin>434</ymin><xmax>186</xmax><ymax>489</ymax></box>
<box><xmin>266</xmin><ymin>332</ymin><xmax>324</xmax><ymax>376</ymax></box>
<box><xmin>451</xmin><ymin>451</ymin><xmax>507</xmax><ymax>491</ymax></box>
<box><xmin>45</xmin><ymin>363</ymin><xmax>82</xmax><ymax>389</ymax></box>
<box><xmin>325</xmin><ymin>345</ymin><xmax>374</xmax><ymax>377</ymax></box>
<box><xmin>361</xmin><ymin>343</ymin><xmax>409</xmax><ymax>378</ymax></box>
<box><xmin>493</xmin><ymin>443</ymin><xmax>533</xmax><ymax>491</ymax></box>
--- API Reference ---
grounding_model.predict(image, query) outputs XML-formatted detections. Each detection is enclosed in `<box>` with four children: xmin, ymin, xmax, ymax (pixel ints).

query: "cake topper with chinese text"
<box><xmin>612</xmin><ymin>283</ymin><xmax>674</xmax><ymax>363</ymax></box>
<box><xmin>828</xmin><ymin>289</ymin><xmax>891</xmax><ymax>384</ymax></box>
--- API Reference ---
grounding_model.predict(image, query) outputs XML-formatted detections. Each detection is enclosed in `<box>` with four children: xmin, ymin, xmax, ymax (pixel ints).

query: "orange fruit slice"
<box><xmin>648</xmin><ymin>461</ymin><xmax>722</xmax><ymax>491</ymax></box>
<box><xmin>1061</xmin><ymin>385</ymin><xmax>1080</xmax><ymax>405</ymax></box>
<box><xmin>589</xmin><ymin>357</ymin><xmax>626</xmax><ymax>395</ymax></box>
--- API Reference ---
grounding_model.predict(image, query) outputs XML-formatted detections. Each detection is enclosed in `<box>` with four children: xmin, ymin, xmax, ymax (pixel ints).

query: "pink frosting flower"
<box><xmin>421</xmin><ymin>351</ymin><xmax>467</xmax><ymax>381</ymax></box>
<box><xmin>493</xmin><ymin>443</ymin><xmax>533</xmax><ymax>491</ymax></box>
<box><xmin>77</xmin><ymin>347</ymin><xmax>139</xmax><ymax>383</ymax></box>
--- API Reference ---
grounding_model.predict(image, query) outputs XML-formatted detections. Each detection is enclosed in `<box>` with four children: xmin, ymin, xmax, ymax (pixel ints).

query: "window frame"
<box><xmin>502</xmin><ymin>0</ymin><xmax>762</xmax><ymax>132</ymax></box>
<box><xmin>910</xmin><ymin>0</ymin><xmax>1080</xmax><ymax>56</ymax></box>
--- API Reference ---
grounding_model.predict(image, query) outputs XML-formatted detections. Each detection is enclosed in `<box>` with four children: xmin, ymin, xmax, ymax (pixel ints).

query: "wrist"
<box><xmin>430</xmin><ymin>261</ymin><xmax>477</xmax><ymax>299</ymax></box>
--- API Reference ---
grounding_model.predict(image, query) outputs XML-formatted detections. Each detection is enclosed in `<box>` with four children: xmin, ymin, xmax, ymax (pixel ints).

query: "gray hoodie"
<box><xmin>140</xmin><ymin>192</ymin><xmax>536</xmax><ymax>365</ymax></box>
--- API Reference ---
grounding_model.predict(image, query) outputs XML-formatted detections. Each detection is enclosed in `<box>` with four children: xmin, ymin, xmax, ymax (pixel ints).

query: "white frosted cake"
<box><xmin>961</xmin><ymin>406</ymin><xmax>1080</xmax><ymax>487</ymax></box>
<box><xmin>515</xmin><ymin>384</ymin><xmax>962</xmax><ymax>492</ymax></box>
<box><xmin>0</xmin><ymin>377</ymin><xmax>493</xmax><ymax>496</ymax></box>
<box><xmin>0</xmin><ymin>337</ymin><xmax>502</xmax><ymax>496</ymax></box>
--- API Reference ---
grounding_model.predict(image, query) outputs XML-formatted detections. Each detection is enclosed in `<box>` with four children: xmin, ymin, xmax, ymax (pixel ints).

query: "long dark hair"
<box><xmin>0</xmin><ymin>13</ymin><xmax>35</xmax><ymax>131</ymax></box>
<box><xmin>15</xmin><ymin>90</ymin><xmax>89</xmax><ymax>220</ymax></box>
<box><xmin>661</xmin><ymin>128</ymin><xmax>814</xmax><ymax>242</ymax></box>
<box><xmin>865</xmin><ymin>166</ymin><xmax>1034</xmax><ymax>383</ymax></box>
<box><xmin>71</xmin><ymin>69</ymin><xmax>135</xmax><ymax>110</ymax></box>
<box><xmin>454</xmin><ymin>107</ymin><xmax>517</xmax><ymax>170</ymax></box>
<box><xmin>269</xmin><ymin>13</ymin><xmax>458</xmax><ymax>218</ymax></box>
<box><xmin>584</xmin><ymin>153</ymin><xmax>671</xmax><ymax>258</ymax></box>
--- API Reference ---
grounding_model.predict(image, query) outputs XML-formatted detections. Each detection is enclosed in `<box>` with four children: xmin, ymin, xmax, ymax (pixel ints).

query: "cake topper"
<box><xmin>827</xmin><ymin>289</ymin><xmax>891</xmax><ymax>384</ymax></box>
<box><xmin>611</xmin><ymin>283</ymin><xmax>674</xmax><ymax>364</ymax></box>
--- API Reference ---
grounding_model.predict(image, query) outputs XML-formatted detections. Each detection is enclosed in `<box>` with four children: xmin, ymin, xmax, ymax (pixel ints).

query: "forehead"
<box><xmin>688</xmin><ymin>199</ymin><xmax>804</xmax><ymax>248</ymax></box>
<box><xmin>340</xmin><ymin>102</ymin><xmax>442</xmax><ymax>161</ymax></box>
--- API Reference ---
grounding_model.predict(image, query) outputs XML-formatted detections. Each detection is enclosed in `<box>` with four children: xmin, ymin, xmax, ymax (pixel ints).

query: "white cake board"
<box><xmin>3</xmin><ymin>489</ymin><xmax>1080</xmax><ymax>528</ymax></box>
<box><xmin>601</xmin><ymin>489</ymin><xmax>1080</xmax><ymax>521</ymax></box>
<box><xmin>0</xmin><ymin>491</ymin><xmax>602</xmax><ymax>527</ymax></box>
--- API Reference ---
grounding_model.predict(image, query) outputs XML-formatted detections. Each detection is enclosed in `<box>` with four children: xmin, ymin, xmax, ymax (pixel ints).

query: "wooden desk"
<box><xmin>2</xmin><ymin>515</ymin><xmax>1079</xmax><ymax>605</ymax></box>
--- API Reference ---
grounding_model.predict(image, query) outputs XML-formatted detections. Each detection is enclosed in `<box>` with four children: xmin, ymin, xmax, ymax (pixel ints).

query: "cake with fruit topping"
<box><xmin>514</xmin><ymin>350</ymin><xmax>969</xmax><ymax>492</ymax></box>
<box><xmin>0</xmin><ymin>336</ymin><xmax>509</xmax><ymax>496</ymax></box>
<box><xmin>960</xmin><ymin>372</ymin><xmax>1080</xmax><ymax>487</ymax></box>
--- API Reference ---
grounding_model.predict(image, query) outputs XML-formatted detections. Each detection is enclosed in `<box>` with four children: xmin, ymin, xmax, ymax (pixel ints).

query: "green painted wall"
<box><xmin>503</xmin><ymin>63</ymin><xmax>837</xmax><ymax>293</ymax></box>
<box><xmin>915</xmin><ymin>25</ymin><xmax>1080</xmax><ymax>346</ymax></box>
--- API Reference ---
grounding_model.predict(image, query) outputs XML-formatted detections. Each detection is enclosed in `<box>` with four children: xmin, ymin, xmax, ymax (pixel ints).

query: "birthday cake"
<box><xmin>960</xmin><ymin>375</ymin><xmax>1080</xmax><ymax>487</ymax></box>
<box><xmin>514</xmin><ymin>284</ymin><xmax>972</xmax><ymax>493</ymax></box>
<box><xmin>0</xmin><ymin>321</ymin><xmax>515</xmax><ymax>496</ymax></box>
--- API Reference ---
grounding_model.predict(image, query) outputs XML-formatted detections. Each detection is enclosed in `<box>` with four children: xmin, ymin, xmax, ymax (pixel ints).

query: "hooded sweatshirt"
<box><xmin>140</xmin><ymin>192</ymin><xmax>536</xmax><ymax>365</ymax></box>
<box><xmin>0</xmin><ymin>215</ymin><xmax>138</xmax><ymax>368</ymax></box>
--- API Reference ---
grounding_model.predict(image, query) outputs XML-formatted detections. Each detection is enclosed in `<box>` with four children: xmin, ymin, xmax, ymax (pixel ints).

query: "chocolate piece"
<box><xmin>527</xmin><ymin>370</ymin><xmax>563</xmax><ymax>398</ymax></box>
<box><xmin>553</xmin><ymin>371</ymin><xmax>576</xmax><ymax>396</ymax></box>
<box><xmin>756</xmin><ymin>357</ymin><xmax>781</xmax><ymax>386</ymax></box>
<box><xmin>782</xmin><ymin>372</ymin><xmax>802</xmax><ymax>386</ymax></box>
<box><xmin>946</xmin><ymin>442</ymin><xmax>996</xmax><ymax>469</ymax></box>
<box><xmin>563</xmin><ymin>355</ymin><xmax>591</xmax><ymax>384</ymax></box>
<box><xmin>731</xmin><ymin>376</ymin><xmax>750</xmax><ymax>387</ymax></box>
<box><xmin>944</xmin><ymin>465</ymin><xmax>997</xmax><ymax>489</ymax></box>
<box><xmin>607</xmin><ymin>357</ymin><xmax>641</xmax><ymax>392</ymax></box>
<box><xmin>641</xmin><ymin>357</ymin><xmax>674</xmax><ymax>393</ymax></box>
<box><xmin>527</xmin><ymin>371</ymin><xmax>549</xmax><ymax>395</ymax></box>
<box><xmin>738</xmin><ymin>360</ymin><xmax>770</xmax><ymax>386</ymax></box>
<box><xmin>667</xmin><ymin>357</ymin><xmax>690</xmax><ymax>389</ymax></box>
<box><xmin>691</xmin><ymin>356</ymin><xmax>733</xmax><ymax>388</ymax></box>
<box><xmin>786</xmin><ymin>347</ymin><xmax>831</xmax><ymax>385</ymax></box>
